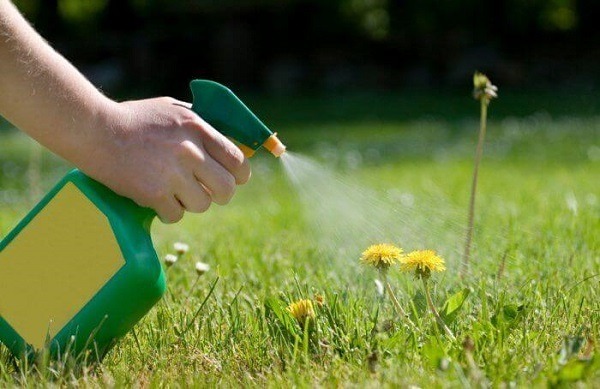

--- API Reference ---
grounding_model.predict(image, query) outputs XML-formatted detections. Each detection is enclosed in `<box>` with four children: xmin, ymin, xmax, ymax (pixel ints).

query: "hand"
<box><xmin>0</xmin><ymin>0</ymin><xmax>249</xmax><ymax>222</ymax></box>
<box><xmin>82</xmin><ymin>97</ymin><xmax>251</xmax><ymax>223</ymax></box>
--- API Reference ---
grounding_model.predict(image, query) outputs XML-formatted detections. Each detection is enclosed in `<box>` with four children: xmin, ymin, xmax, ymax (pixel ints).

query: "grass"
<box><xmin>0</xmin><ymin>91</ymin><xmax>599</xmax><ymax>386</ymax></box>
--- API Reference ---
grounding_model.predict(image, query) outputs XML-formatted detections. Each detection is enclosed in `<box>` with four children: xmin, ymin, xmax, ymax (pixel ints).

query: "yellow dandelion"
<box><xmin>400</xmin><ymin>250</ymin><xmax>446</xmax><ymax>279</ymax></box>
<box><xmin>360</xmin><ymin>243</ymin><xmax>403</xmax><ymax>271</ymax></box>
<box><xmin>286</xmin><ymin>299</ymin><xmax>315</xmax><ymax>325</ymax></box>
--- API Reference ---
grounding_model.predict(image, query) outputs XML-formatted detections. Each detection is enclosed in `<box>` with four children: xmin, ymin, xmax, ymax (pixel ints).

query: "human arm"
<box><xmin>0</xmin><ymin>0</ymin><xmax>250</xmax><ymax>223</ymax></box>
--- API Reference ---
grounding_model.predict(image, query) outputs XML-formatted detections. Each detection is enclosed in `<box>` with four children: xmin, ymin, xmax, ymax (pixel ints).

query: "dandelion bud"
<box><xmin>314</xmin><ymin>294</ymin><xmax>325</xmax><ymax>307</ymax></box>
<box><xmin>174</xmin><ymin>242</ymin><xmax>189</xmax><ymax>256</ymax></box>
<box><xmin>473</xmin><ymin>72</ymin><xmax>498</xmax><ymax>103</ymax></box>
<box><xmin>473</xmin><ymin>72</ymin><xmax>489</xmax><ymax>90</ymax></box>
<box><xmin>195</xmin><ymin>261</ymin><xmax>210</xmax><ymax>276</ymax></box>
<box><xmin>164</xmin><ymin>254</ymin><xmax>178</xmax><ymax>267</ymax></box>
<box><xmin>463</xmin><ymin>336</ymin><xmax>475</xmax><ymax>353</ymax></box>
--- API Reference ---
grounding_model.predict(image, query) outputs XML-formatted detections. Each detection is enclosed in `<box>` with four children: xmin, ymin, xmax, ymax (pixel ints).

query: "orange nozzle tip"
<box><xmin>263</xmin><ymin>133</ymin><xmax>286</xmax><ymax>157</ymax></box>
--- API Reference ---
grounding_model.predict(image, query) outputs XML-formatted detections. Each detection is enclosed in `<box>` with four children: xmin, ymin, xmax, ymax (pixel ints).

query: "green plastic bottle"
<box><xmin>0</xmin><ymin>80</ymin><xmax>285</xmax><ymax>360</ymax></box>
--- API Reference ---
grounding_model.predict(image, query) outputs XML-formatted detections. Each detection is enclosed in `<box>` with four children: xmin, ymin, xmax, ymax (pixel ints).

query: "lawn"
<box><xmin>0</xmin><ymin>90</ymin><xmax>598</xmax><ymax>386</ymax></box>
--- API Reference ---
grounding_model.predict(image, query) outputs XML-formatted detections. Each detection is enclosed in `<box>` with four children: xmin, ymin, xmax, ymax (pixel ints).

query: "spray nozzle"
<box><xmin>263</xmin><ymin>133</ymin><xmax>286</xmax><ymax>157</ymax></box>
<box><xmin>190</xmin><ymin>80</ymin><xmax>286</xmax><ymax>158</ymax></box>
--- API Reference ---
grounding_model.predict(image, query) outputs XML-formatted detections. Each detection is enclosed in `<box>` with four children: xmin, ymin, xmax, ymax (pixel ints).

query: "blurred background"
<box><xmin>1</xmin><ymin>0</ymin><xmax>598</xmax><ymax>203</ymax></box>
<box><xmin>7</xmin><ymin>0</ymin><xmax>600</xmax><ymax>97</ymax></box>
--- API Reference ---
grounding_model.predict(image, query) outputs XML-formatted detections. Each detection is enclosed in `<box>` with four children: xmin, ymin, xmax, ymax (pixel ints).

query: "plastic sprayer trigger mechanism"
<box><xmin>189</xmin><ymin>80</ymin><xmax>286</xmax><ymax>157</ymax></box>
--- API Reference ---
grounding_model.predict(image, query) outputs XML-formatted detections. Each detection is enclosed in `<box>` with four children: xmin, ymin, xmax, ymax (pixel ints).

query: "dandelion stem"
<box><xmin>384</xmin><ymin>280</ymin><xmax>407</xmax><ymax>318</ymax></box>
<box><xmin>462</xmin><ymin>98</ymin><xmax>488</xmax><ymax>278</ymax></box>
<box><xmin>380</xmin><ymin>270</ymin><xmax>417</xmax><ymax>330</ymax></box>
<box><xmin>422</xmin><ymin>278</ymin><xmax>456</xmax><ymax>341</ymax></box>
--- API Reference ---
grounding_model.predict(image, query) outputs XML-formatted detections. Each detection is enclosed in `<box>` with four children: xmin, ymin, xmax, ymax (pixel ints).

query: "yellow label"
<box><xmin>0</xmin><ymin>183</ymin><xmax>125</xmax><ymax>349</ymax></box>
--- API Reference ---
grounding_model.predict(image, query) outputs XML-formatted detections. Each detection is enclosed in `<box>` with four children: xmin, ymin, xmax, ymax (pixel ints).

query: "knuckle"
<box><xmin>167</xmin><ymin>111</ymin><xmax>196</xmax><ymax>129</ymax></box>
<box><xmin>179</xmin><ymin>139</ymin><xmax>196</xmax><ymax>153</ymax></box>
<box><xmin>176</xmin><ymin>140</ymin><xmax>201</xmax><ymax>162</ymax></box>
<box><xmin>183</xmin><ymin>110</ymin><xmax>200</xmax><ymax>122</ymax></box>
<box><xmin>161</xmin><ymin>96</ymin><xmax>177</xmax><ymax>104</ymax></box>
<box><xmin>179</xmin><ymin>114</ymin><xmax>200</xmax><ymax>129</ymax></box>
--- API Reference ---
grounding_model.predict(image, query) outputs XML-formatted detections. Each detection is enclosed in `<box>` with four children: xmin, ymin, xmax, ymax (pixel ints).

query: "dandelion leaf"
<box><xmin>556</xmin><ymin>358</ymin><xmax>595</xmax><ymax>383</ymax></box>
<box><xmin>411</xmin><ymin>290</ymin><xmax>427</xmax><ymax>317</ymax></box>
<box><xmin>421</xmin><ymin>337</ymin><xmax>447</xmax><ymax>370</ymax></box>
<box><xmin>264</xmin><ymin>298</ymin><xmax>299</xmax><ymax>339</ymax></box>
<box><xmin>491</xmin><ymin>303</ymin><xmax>525</xmax><ymax>328</ymax></box>
<box><xmin>441</xmin><ymin>288</ymin><xmax>471</xmax><ymax>325</ymax></box>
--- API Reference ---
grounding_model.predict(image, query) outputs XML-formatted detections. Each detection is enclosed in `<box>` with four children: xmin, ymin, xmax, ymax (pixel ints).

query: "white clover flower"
<box><xmin>174</xmin><ymin>242</ymin><xmax>189</xmax><ymax>256</ymax></box>
<box><xmin>195</xmin><ymin>261</ymin><xmax>210</xmax><ymax>276</ymax></box>
<box><xmin>164</xmin><ymin>254</ymin><xmax>178</xmax><ymax>267</ymax></box>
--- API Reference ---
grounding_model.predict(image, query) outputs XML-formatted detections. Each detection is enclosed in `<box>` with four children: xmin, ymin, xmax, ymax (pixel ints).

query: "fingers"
<box><xmin>148</xmin><ymin>99</ymin><xmax>252</xmax><ymax>222</ymax></box>
<box><xmin>176</xmin><ymin>139</ymin><xmax>237</xmax><ymax>206</ymax></box>
<box><xmin>193</xmin><ymin>157</ymin><xmax>236</xmax><ymax>205</ymax></box>
<box><xmin>149</xmin><ymin>171</ymin><xmax>213</xmax><ymax>222</ymax></box>
<box><xmin>152</xmin><ymin>173</ymin><xmax>213</xmax><ymax>222</ymax></box>
<box><xmin>170</xmin><ymin>99</ymin><xmax>251</xmax><ymax>185</ymax></box>
<box><xmin>194</xmin><ymin>118</ymin><xmax>252</xmax><ymax>185</ymax></box>
<box><xmin>175</xmin><ymin>176</ymin><xmax>213</xmax><ymax>212</ymax></box>
<box><xmin>154</xmin><ymin>194</ymin><xmax>185</xmax><ymax>224</ymax></box>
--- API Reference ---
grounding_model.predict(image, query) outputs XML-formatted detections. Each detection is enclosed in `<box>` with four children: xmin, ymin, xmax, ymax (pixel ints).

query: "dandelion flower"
<box><xmin>164</xmin><ymin>254</ymin><xmax>178</xmax><ymax>267</ymax></box>
<box><xmin>286</xmin><ymin>299</ymin><xmax>315</xmax><ymax>325</ymax></box>
<box><xmin>402</xmin><ymin>250</ymin><xmax>454</xmax><ymax>339</ymax></box>
<box><xmin>174</xmin><ymin>242</ymin><xmax>189</xmax><ymax>255</ymax></box>
<box><xmin>360</xmin><ymin>243</ymin><xmax>403</xmax><ymax>270</ymax></box>
<box><xmin>401</xmin><ymin>250</ymin><xmax>446</xmax><ymax>279</ymax></box>
<box><xmin>195</xmin><ymin>261</ymin><xmax>210</xmax><ymax>276</ymax></box>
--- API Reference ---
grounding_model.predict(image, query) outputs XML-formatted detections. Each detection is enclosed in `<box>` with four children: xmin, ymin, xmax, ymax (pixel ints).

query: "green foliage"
<box><xmin>0</xmin><ymin>92</ymin><xmax>599</xmax><ymax>386</ymax></box>
<box><xmin>341</xmin><ymin>0</ymin><xmax>390</xmax><ymax>40</ymax></box>
<box><xmin>552</xmin><ymin>335</ymin><xmax>598</xmax><ymax>384</ymax></box>
<box><xmin>58</xmin><ymin>0</ymin><xmax>108</xmax><ymax>24</ymax></box>
<box><xmin>441</xmin><ymin>288</ymin><xmax>471</xmax><ymax>325</ymax></box>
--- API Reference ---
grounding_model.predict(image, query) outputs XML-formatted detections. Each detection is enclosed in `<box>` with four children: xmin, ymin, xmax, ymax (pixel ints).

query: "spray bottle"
<box><xmin>0</xmin><ymin>80</ymin><xmax>285</xmax><ymax>360</ymax></box>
